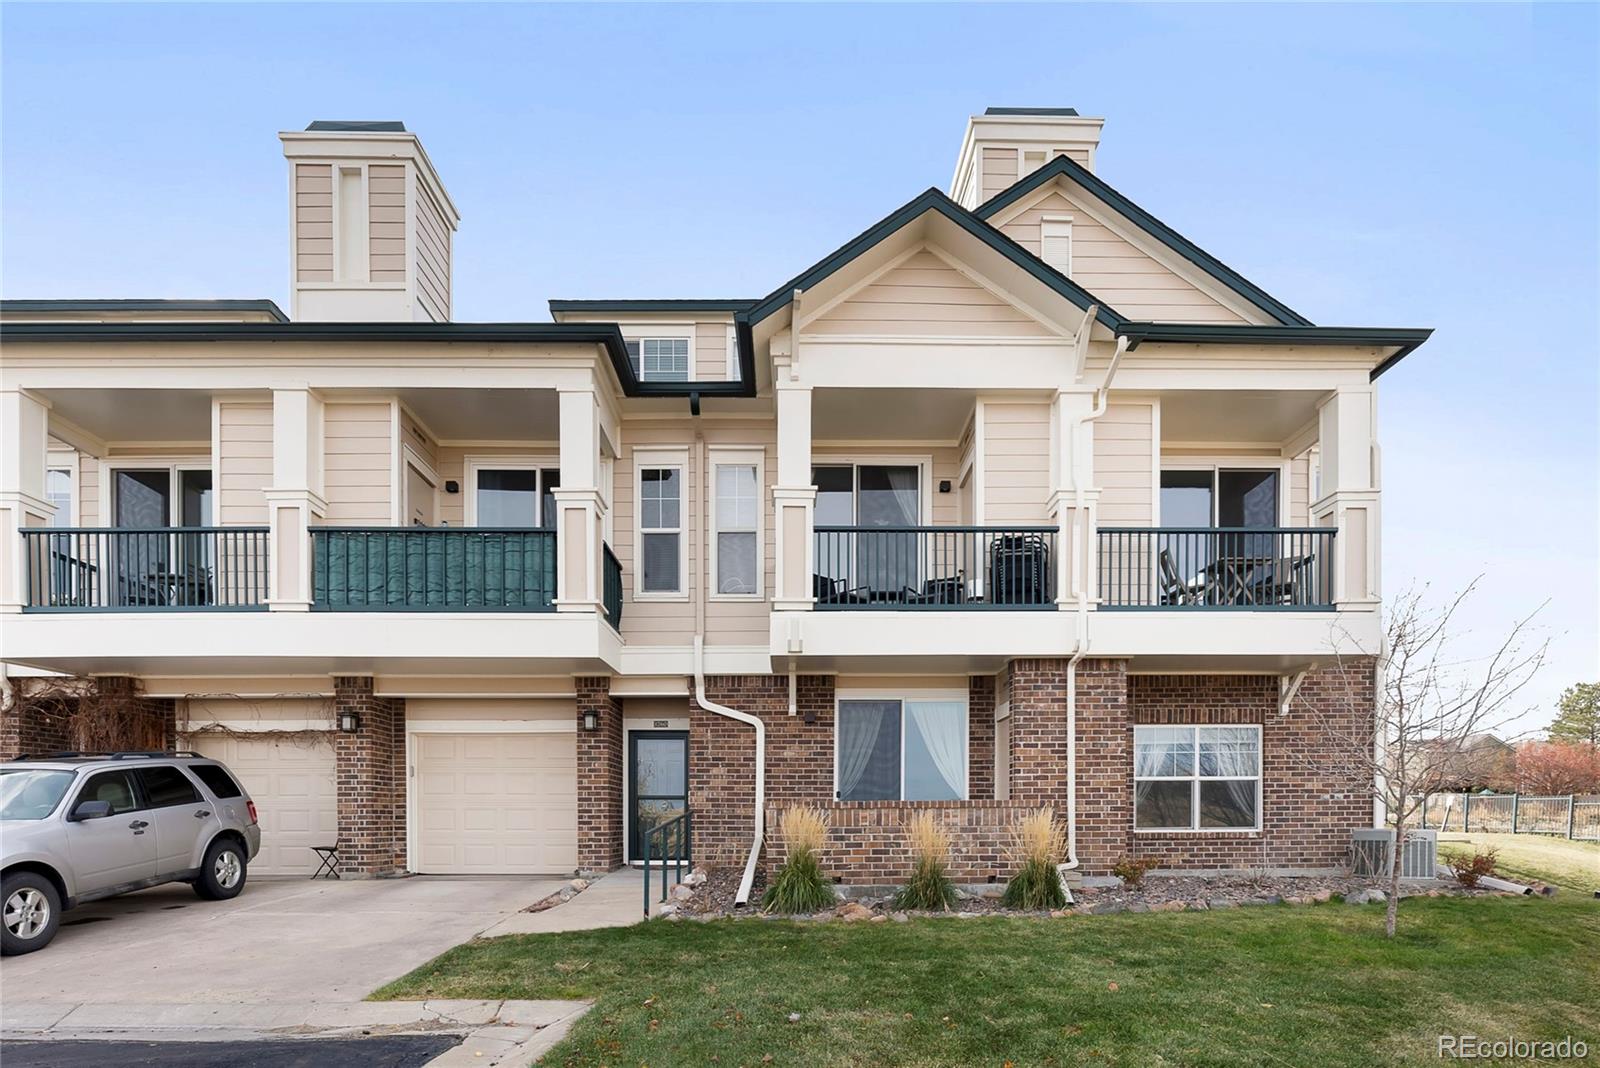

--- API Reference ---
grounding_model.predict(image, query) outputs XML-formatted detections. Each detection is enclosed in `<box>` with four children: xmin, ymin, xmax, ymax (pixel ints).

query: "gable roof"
<box><xmin>1116</xmin><ymin>322</ymin><xmax>1434</xmax><ymax>381</ymax></box>
<box><xmin>0</xmin><ymin>298</ymin><xmax>289</xmax><ymax>322</ymax></box>
<box><xmin>743</xmin><ymin>187</ymin><xmax>1122</xmax><ymax>331</ymax></box>
<box><xmin>974</xmin><ymin>155</ymin><xmax>1313</xmax><ymax>327</ymax></box>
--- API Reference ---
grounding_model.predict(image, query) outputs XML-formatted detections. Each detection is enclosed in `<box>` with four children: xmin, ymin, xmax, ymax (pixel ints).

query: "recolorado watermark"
<box><xmin>1439</xmin><ymin>1035</ymin><xmax>1589</xmax><ymax>1060</ymax></box>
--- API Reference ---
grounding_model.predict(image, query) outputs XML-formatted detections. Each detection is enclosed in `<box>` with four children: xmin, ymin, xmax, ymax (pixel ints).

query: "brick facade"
<box><xmin>763</xmin><ymin>800</ymin><xmax>1039</xmax><ymax>884</ymax></box>
<box><xmin>0</xmin><ymin>676</ymin><xmax>174</xmax><ymax>760</ymax></box>
<box><xmin>332</xmin><ymin>676</ymin><xmax>405</xmax><ymax>877</ymax></box>
<box><xmin>576</xmin><ymin>676</ymin><xmax>624</xmax><ymax>873</ymax></box>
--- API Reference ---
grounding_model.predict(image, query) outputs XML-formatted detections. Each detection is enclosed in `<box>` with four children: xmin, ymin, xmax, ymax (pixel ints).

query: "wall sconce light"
<box><xmin>444</xmin><ymin>480</ymin><xmax>460</xmax><ymax>494</ymax></box>
<box><xmin>338</xmin><ymin>711</ymin><xmax>361</xmax><ymax>733</ymax></box>
<box><xmin>582</xmin><ymin>710</ymin><xmax>598</xmax><ymax>731</ymax></box>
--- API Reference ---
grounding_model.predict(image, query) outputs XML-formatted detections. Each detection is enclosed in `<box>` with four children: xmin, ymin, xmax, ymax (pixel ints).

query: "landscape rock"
<box><xmin>891</xmin><ymin>911</ymin><xmax>910</xmax><ymax>923</ymax></box>
<box><xmin>568</xmin><ymin>878</ymin><xmax>589</xmax><ymax>892</ymax></box>
<box><xmin>1208</xmin><ymin>899</ymin><xmax>1237</xmax><ymax>910</ymax></box>
<box><xmin>1345</xmin><ymin>891</ymin><xmax>1367</xmax><ymax>905</ymax></box>
<box><xmin>1366</xmin><ymin>889</ymin><xmax>1386</xmax><ymax>904</ymax></box>
<box><xmin>835</xmin><ymin>902</ymin><xmax>874</xmax><ymax>923</ymax></box>
<box><xmin>671</xmin><ymin>884</ymin><xmax>695</xmax><ymax>902</ymax></box>
<box><xmin>869</xmin><ymin>913</ymin><xmax>888</xmax><ymax>923</ymax></box>
<box><xmin>1311</xmin><ymin>890</ymin><xmax>1333</xmax><ymax>903</ymax></box>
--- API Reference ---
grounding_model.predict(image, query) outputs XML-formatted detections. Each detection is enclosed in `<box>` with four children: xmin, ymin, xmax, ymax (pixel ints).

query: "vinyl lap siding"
<box><xmin>807</xmin><ymin>249</ymin><xmax>1046</xmax><ymax>338</ymax></box>
<box><xmin>695</xmin><ymin>321</ymin><xmax>731</xmax><ymax>381</ymax></box>
<box><xmin>322</xmin><ymin>402</ymin><xmax>393</xmax><ymax>524</ymax></box>
<box><xmin>980</xmin><ymin>401</ymin><xmax>1050</xmax><ymax>523</ymax></box>
<box><xmin>414</xmin><ymin>175</ymin><xmax>451</xmax><ymax>321</ymax></box>
<box><xmin>981</xmin><ymin>147</ymin><xmax>1018</xmax><ymax>202</ymax></box>
<box><xmin>295</xmin><ymin>164</ymin><xmax>333</xmax><ymax>281</ymax></box>
<box><xmin>999</xmin><ymin>189</ymin><xmax>1247</xmax><ymax>323</ymax></box>
<box><xmin>1095</xmin><ymin>403</ymin><xmax>1155</xmax><ymax>525</ymax></box>
<box><xmin>368</xmin><ymin>164</ymin><xmax>407</xmax><ymax>283</ymax></box>
<box><xmin>217</xmin><ymin>401</ymin><xmax>272</xmax><ymax>525</ymax></box>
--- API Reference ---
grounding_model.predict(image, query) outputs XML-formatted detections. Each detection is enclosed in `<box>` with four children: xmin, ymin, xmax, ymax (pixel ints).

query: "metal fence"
<box><xmin>20</xmin><ymin>527</ymin><xmax>270</xmax><ymax>611</ymax></box>
<box><xmin>1416</xmin><ymin>792</ymin><xmax>1600</xmax><ymax>841</ymax></box>
<box><xmin>1097</xmin><ymin>527</ymin><xmax>1336</xmax><ymax>609</ymax></box>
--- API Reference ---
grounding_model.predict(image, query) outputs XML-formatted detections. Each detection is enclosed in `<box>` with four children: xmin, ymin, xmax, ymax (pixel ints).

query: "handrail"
<box><xmin>602</xmin><ymin>543</ymin><xmax>623</xmax><ymax>629</ymax></box>
<box><xmin>814</xmin><ymin>525</ymin><xmax>1056</xmax><ymax>610</ymax></box>
<box><xmin>19</xmin><ymin>527</ymin><xmax>269</xmax><ymax>611</ymax></box>
<box><xmin>311</xmin><ymin>527</ymin><xmax>556</xmax><ymax>611</ymax></box>
<box><xmin>1097</xmin><ymin>526</ymin><xmax>1336</xmax><ymax>610</ymax></box>
<box><xmin>642</xmin><ymin>808</ymin><xmax>692</xmax><ymax>919</ymax></box>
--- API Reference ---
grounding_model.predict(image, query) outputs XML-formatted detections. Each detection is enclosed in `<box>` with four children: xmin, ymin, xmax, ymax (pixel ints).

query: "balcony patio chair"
<box><xmin>1157</xmin><ymin>549</ymin><xmax>1205</xmax><ymax>606</ymax></box>
<box><xmin>903</xmin><ymin>573</ymin><xmax>967</xmax><ymax>606</ymax></box>
<box><xmin>1242</xmin><ymin>554</ymin><xmax>1315</xmax><ymax>606</ymax></box>
<box><xmin>812</xmin><ymin>573</ymin><xmax>849</xmax><ymax>605</ymax></box>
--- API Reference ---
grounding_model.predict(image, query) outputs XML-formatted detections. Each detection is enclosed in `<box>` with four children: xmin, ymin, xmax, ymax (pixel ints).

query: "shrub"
<box><xmin>894</xmin><ymin>811</ymin><xmax>957</xmax><ymax>911</ymax></box>
<box><xmin>1444</xmin><ymin>847</ymin><xmax>1499</xmax><ymax>888</ymax></box>
<box><xmin>762</xmin><ymin>805</ymin><xmax>836</xmax><ymax>914</ymax></box>
<box><xmin>1002</xmin><ymin>807</ymin><xmax>1067</xmax><ymax>910</ymax></box>
<box><xmin>1111</xmin><ymin>855</ymin><xmax>1158</xmax><ymax>889</ymax></box>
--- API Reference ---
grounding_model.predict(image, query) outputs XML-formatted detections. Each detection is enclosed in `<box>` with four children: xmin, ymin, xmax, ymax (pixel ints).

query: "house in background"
<box><xmin>0</xmin><ymin>109</ymin><xmax>1428</xmax><ymax>896</ymax></box>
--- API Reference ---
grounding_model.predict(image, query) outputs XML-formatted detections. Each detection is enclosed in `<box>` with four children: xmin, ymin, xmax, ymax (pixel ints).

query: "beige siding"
<box><xmin>695</xmin><ymin>322</ymin><xmax>731</xmax><ymax>381</ymax></box>
<box><xmin>1289</xmin><ymin>452</ymin><xmax>1310</xmax><ymax>526</ymax></box>
<box><xmin>807</xmin><ymin>249</ymin><xmax>1048</xmax><ymax>338</ymax></box>
<box><xmin>980</xmin><ymin>401</ymin><xmax>1050</xmax><ymax>523</ymax></box>
<box><xmin>368</xmin><ymin>164</ymin><xmax>408</xmax><ymax>283</ymax></box>
<box><xmin>812</xmin><ymin>445</ymin><xmax>962</xmax><ymax>527</ymax></box>
<box><xmin>999</xmin><ymin>189</ymin><xmax>1247</xmax><ymax>323</ymax></box>
<box><xmin>294</xmin><ymin>164</ymin><xmax>333</xmax><ymax>281</ymax></box>
<box><xmin>415</xmin><ymin>174</ymin><xmax>451</xmax><ymax>321</ymax></box>
<box><xmin>981</xmin><ymin>147</ymin><xmax>1018</xmax><ymax>202</ymax></box>
<box><xmin>1095</xmin><ymin>402</ymin><xmax>1155</xmax><ymax>525</ymax></box>
<box><xmin>217</xmin><ymin>401</ymin><xmax>272</xmax><ymax>525</ymax></box>
<box><xmin>323</xmin><ymin>402</ymin><xmax>393</xmax><ymax>524</ymax></box>
<box><xmin>434</xmin><ymin>444</ymin><xmax>559</xmax><ymax>526</ymax></box>
<box><xmin>78</xmin><ymin>454</ymin><xmax>100</xmax><ymax>526</ymax></box>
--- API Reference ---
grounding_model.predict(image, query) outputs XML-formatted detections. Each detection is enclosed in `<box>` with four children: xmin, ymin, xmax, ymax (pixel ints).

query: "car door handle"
<box><xmin>129</xmin><ymin>820</ymin><xmax>149</xmax><ymax>830</ymax></box>
<box><xmin>194</xmin><ymin>810</ymin><xmax>212</xmax><ymax>819</ymax></box>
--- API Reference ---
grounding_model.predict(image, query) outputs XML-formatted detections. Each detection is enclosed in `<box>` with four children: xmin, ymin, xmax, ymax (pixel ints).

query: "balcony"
<box><xmin>1097</xmin><ymin>527</ymin><xmax>1336</xmax><ymax>611</ymax></box>
<box><xmin>813</xmin><ymin>526</ymin><xmax>1056</xmax><ymax>610</ymax></box>
<box><xmin>19</xmin><ymin>527</ymin><xmax>269</xmax><ymax>612</ymax></box>
<box><xmin>311</xmin><ymin>527</ymin><xmax>557</xmax><ymax>612</ymax></box>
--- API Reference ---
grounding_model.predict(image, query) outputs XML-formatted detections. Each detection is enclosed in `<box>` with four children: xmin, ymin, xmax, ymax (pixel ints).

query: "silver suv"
<box><xmin>1</xmin><ymin>752</ymin><xmax>262</xmax><ymax>955</ymax></box>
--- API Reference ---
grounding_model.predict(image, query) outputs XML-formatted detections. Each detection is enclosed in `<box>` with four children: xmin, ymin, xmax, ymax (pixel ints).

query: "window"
<box><xmin>1159</xmin><ymin>468</ymin><xmax>1279</xmax><ymax>528</ymax></box>
<box><xmin>1133</xmin><ymin>725</ymin><xmax>1260</xmax><ymax>831</ymax></box>
<box><xmin>75</xmin><ymin>770</ymin><xmax>140</xmax><ymax>816</ymax></box>
<box><xmin>0</xmin><ymin>769</ymin><xmax>76</xmax><ymax>820</ymax></box>
<box><xmin>711</xmin><ymin>453</ymin><xmax>762</xmax><ymax>598</ymax></box>
<box><xmin>473</xmin><ymin>467</ymin><xmax>560</xmax><ymax>528</ymax></box>
<box><xmin>189</xmin><ymin>764</ymin><xmax>243</xmax><ymax>800</ymax></box>
<box><xmin>47</xmin><ymin>468</ymin><xmax>73</xmax><ymax>527</ymax></box>
<box><xmin>638</xmin><ymin>462</ymin><xmax>684</xmax><ymax>594</ymax></box>
<box><xmin>136</xmin><ymin>766</ymin><xmax>202</xmax><ymax>808</ymax></box>
<box><xmin>836</xmin><ymin>697</ymin><xmax>967</xmax><ymax>802</ymax></box>
<box><xmin>625</xmin><ymin>338</ymin><xmax>690</xmax><ymax>382</ymax></box>
<box><xmin>813</xmin><ymin>463</ymin><xmax>922</xmax><ymax>595</ymax></box>
<box><xmin>1041</xmin><ymin>215</ymin><xmax>1073</xmax><ymax>275</ymax></box>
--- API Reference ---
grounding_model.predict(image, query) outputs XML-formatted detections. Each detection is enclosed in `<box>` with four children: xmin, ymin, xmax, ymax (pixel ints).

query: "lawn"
<box><xmin>1437</xmin><ymin>831</ymin><xmax>1600</xmax><ymax>895</ymax></box>
<box><xmin>377</xmin><ymin>896</ymin><xmax>1600</xmax><ymax>1067</ymax></box>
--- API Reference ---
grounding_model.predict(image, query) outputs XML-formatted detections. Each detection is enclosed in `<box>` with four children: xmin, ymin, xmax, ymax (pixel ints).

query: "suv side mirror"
<box><xmin>68</xmin><ymin>799</ymin><xmax>114</xmax><ymax>822</ymax></box>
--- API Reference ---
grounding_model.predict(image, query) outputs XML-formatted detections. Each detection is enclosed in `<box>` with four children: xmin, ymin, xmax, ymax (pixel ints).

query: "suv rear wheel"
<box><xmin>2</xmin><ymin>871</ymin><xmax>62</xmax><ymax>955</ymax></box>
<box><xmin>194</xmin><ymin>838</ymin><xmax>247</xmax><ymax>901</ymax></box>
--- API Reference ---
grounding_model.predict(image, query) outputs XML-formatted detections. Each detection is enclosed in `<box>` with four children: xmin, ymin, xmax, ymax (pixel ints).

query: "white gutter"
<box><xmin>693</xmin><ymin>636</ymin><xmax>765</xmax><ymax>906</ymax></box>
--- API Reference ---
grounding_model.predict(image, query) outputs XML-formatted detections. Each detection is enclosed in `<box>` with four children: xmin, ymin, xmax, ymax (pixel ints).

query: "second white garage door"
<box><xmin>185</xmin><ymin>733</ymin><xmax>338</xmax><ymax>877</ymax></box>
<box><xmin>412</xmin><ymin>731</ymin><xmax>578</xmax><ymax>874</ymax></box>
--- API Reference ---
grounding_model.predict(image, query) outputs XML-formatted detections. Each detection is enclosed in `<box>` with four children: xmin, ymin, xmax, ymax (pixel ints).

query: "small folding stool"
<box><xmin>310</xmin><ymin>842</ymin><xmax>341</xmax><ymax>880</ymax></box>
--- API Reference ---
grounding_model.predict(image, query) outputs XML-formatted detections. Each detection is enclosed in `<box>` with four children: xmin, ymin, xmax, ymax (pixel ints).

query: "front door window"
<box><xmin>629</xmin><ymin>731</ymin><xmax>688</xmax><ymax>862</ymax></box>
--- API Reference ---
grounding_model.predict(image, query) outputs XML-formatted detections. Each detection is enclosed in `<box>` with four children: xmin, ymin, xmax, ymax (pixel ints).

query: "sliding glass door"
<box><xmin>813</xmin><ymin>464</ymin><xmax>920</xmax><ymax>599</ymax></box>
<box><xmin>1158</xmin><ymin>467</ymin><xmax>1280</xmax><ymax>604</ymax></box>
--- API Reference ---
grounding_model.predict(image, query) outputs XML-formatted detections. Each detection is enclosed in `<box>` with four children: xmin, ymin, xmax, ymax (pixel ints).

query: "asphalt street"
<box><xmin>1</xmin><ymin>1036</ymin><xmax>461</xmax><ymax>1067</ymax></box>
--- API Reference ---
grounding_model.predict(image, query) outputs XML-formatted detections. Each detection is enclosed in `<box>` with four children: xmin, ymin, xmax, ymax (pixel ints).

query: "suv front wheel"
<box><xmin>2</xmin><ymin>871</ymin><xmax>62</xmax><ymax>956</ymax></box>
<box><xmin>194</xmin><ymin>838</ymin><xmax>248</xmax><ymax>901</ymax></box>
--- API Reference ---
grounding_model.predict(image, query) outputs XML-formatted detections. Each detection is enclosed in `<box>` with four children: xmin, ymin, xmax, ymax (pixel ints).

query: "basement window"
<box><xmin>836</xmin><ymin>697</ymin><xmax>967</xmax><ymax>802</ymax></box>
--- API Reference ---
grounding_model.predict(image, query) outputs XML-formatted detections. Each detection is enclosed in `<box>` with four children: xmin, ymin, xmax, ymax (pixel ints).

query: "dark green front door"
<box><xmin>629</xmin><ymin>730</ymin><xmax>688</xmax><ymax>861</ymax></box>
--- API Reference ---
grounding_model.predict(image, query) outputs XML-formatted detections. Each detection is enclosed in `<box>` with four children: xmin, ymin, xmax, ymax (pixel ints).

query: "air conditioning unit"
<box><xmin>1351</xmin><ymin>828</ymin><xmax>1438</xmax><ymax>880</ymax></box>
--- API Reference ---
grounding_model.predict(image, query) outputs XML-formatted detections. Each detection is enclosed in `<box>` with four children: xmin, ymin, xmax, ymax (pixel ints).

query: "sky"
<box><xmin>3</xmin><ymin>4</ymin><xmax>1596</xmax><ymax>734</ymax></box>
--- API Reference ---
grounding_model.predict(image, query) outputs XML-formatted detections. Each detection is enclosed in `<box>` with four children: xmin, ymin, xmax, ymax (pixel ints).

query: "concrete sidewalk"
<box><xmin>480</xmin><ymin>866</ymin><xmax>657</xmax><ymax>936</ymax></box>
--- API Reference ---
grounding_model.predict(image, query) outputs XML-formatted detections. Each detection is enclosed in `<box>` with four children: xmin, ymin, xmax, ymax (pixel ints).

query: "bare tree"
<box><xmin>1298</xmin><ymin>580</ymin><xmax>1546</xmax><ymax>937</ymax></box>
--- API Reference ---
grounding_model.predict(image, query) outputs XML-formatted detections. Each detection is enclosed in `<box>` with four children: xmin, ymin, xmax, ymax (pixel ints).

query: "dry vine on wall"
<box><xmin>14</xmin><ymin>678</ymin><xmax>168</xmax><ymax>753</ymax></box>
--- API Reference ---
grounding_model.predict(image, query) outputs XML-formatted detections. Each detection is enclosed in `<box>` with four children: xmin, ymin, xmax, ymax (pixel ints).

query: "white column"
<box><xmin>265</xmin><ymin>388</ymin><xmax>326</xmax><ymax>611</ymax></box>
<box><xmin>0</xmin><ymin>389</ymin><xmax>55</xmax><ymax>613</ymax></box>
<box><xmin>772</xmin><ymin>366</ymin><xmax>815</xmax><ymax>611</ymax></box>
<box><xmin>554</xmin><ymin>385</ymin><xmax>604</xmax><ymax>614</ymax></box>
<box><xmin>1312</xmin><ymin>387</ymin><xmax>1380</xmax><ymax>608</ymax></box>
<box><xmin>1046</xmin><ymin>389</ymin><xmax>1098</xmax><ymax>609</ymax></box>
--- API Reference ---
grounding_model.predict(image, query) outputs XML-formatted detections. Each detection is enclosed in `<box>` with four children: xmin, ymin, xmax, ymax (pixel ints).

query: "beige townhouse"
<box><xmin>1</xmin><ymin>110</ymin><xmax>1429</xmax><ymax>900</ymax></box>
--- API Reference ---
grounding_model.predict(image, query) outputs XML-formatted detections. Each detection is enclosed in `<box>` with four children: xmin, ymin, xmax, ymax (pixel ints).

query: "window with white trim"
<box><xmin>1133</xmin><ymin>725</ymin><xmax>1260</xmax><ymax>830</ymax></box>
<box><xmin>1041</xmin><ymin>215</ymin><xmax>1073</xmax><ymax>276</ymax></box>
<box><xmin>711</xmin><ymin>452</ymin><xmax>762</xmax><ymax>598</ymax></box>
<box><xmin>46</xmin><ymin>468</ymin><xmax>73</xmax><ymax>528</ymax></box>
<box><xmin>836</xmin><ymin>697</ymin><xmax>967</xmax><ymax>802</ymax></box>
<box><xmin>638</xmin><ymin>462</ymin><xmax>684</xmax><ymax>594</ymax></box>
<box><xmin>625</xmin><ymin>338</ymin><xmax>690</xmax><ymax>382</ymax></box>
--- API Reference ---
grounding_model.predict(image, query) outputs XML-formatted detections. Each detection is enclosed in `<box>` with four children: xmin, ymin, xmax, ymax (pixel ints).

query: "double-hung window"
<box><xmin>836</xmin><ymin>696</ymin><xmax>967</xmax><ymax>801</ymax></box>
<box><xmin>637</xmin><ymin>455</ymin><xmax>685</xmax><ymax>595</ymax></box>
<box><xmin>1133</xmin><ymin>725</ymin><xmax>1261</xmax><ymax>830</ymax></box>
<box><xmin>711</xmin><ymin>451</ymin><xmax>762</xmax><ymax>598</ymax></box>
<box><xmin>625</xmin><ymin>338</ymin><xmax>690</xmax><ymax>382</ymax></box>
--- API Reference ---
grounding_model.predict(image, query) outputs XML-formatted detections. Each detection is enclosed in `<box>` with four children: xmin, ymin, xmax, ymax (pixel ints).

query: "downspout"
<box><xmin>1059</xmin><ymin>335</ymin><xmax>1129</xmax><ymax>890</ymax></box>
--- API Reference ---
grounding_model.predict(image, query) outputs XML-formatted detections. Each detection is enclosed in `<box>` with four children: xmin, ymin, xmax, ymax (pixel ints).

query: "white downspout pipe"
<box><xmin>693</xmin><ymin>636</ymin><xmax>765</xmax><ymax>906</ymax></box>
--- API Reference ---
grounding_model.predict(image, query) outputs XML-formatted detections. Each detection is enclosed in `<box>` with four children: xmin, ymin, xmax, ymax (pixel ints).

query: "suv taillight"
<box><xmin>247</xmin><ymin>800</ymin><xmax>258</xmax><ymax>825</ymax></box>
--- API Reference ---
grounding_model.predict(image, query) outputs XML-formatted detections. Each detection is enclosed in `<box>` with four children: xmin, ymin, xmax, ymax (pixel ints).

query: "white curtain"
<box><xmin>906</xmin><ymin>700</ymin><xmax>965</xmax><ymax>799</ymax></box>
<box><xmin>1134</xmin><ymin>726</ymin><xmax>1194</xmax><ymax>777</ymax></box>
<box><xmin>1199</xmin><ymin>727</ymin><xmax>1259</xmax><ymax>776</ymax></box>
<box><xmin>838</xmin><ymin>702</ymin><xmax>891</xmax><ymax>799</ymax></box>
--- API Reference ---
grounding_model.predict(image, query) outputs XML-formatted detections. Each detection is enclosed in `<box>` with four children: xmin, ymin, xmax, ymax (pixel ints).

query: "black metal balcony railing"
<box><xmin>813</xmin><ymin>526</ymin><xmax>1056</xmax><ymax>610</ymax></box>
<box><xmin>311</xmin><ymin>528</ymin><xmax>556</xmax><ymax>611</ymax></box>
<box><xmin>602</xmin><ymin>543</ymin><xmax>624</xmax><ymax>629</ymax></box>
<box><xmin>1097</xmin><ymin>527</ymin><xmax>1336</xmax><ymax>610</ymax></box>
<box><xmin>19</xmin><ymin>527</ymin><xmax>269</xmax><ymax>611</ymax></box>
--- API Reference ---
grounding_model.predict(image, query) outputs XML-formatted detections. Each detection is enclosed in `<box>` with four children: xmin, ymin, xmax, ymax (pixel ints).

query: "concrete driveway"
<box><xmin>1</xmin><ymin>875</ymin><xmax>566</xmax><ymax>1005</ymax></box>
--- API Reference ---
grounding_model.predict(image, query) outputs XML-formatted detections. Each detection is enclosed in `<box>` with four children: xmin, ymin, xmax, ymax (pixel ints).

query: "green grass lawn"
<box><xmin>377</xmin><ymin>896</ymin><xmax>1599</xmax><ymax>1067</ymax></box>
<box><xmin>1437</xmin><ymin>831</ymin><xmax>1600</xmax><ymax>895</ymax></box>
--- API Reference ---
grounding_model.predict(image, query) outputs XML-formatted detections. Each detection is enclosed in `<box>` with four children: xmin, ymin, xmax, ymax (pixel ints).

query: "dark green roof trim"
<box><xmin>549</xmin><ymin>299</ymin><xmax>756</xmax><ymax>313</ymax></box>
<box><xmin>0</xmin><ymin>298</ymin><xmax>289</xmax><ymax>322</ymax></box>
<box><xmin>306</xmin><ymin>120</ymin><xmax>406</xmax><ymax>132</ymax></box>
<box><xmin>1116</xmin><ymin>323</ymin><xmax>1434</xmax><ymax>380</ymax></box>
<box><xmin>744</xmin><ymin>188</ymin><xmax>1123</xmax><ymax>331</ymax></box>
<box><xmin>0</xmin><ymin>320</ymin><xmax>757</xmax><ymax>398</ymax></box>
<box><xmin>984</xmin><ymin>107</ymin><xmax>1080</xmax><ymax>116</ymax></box>
<box><xmin>974</xmin><ymin>155</ymin><xmax>1314</xmax><ymax>327</ymax></box>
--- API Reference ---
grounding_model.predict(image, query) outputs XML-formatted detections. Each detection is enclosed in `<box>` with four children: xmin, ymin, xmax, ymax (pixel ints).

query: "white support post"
<box><xmin>772</xmin><ymin>353</ymin><xmax>815</xmax><ymax>611</ymax></box>
<box><xmin>554</xmin><ymin>384</ymin><xmax>604</xmax><ymax>613</ymax></box>
<box><xmin>1046</xmin><ymin>389</ymin><xmax>1097</xmax><ymax>609</ymax></box>
<box><xmin>265</xmin><ymin>388</ymin><xmax>326</xmax><ymax>611</ymax></box>
<box><xmin>1312</xmin><ymin>387</ymin><xmax>1380</xmax><ymax>608</ymax></box>
<box><xmin>0</xmin><ymin>389</ymin><xmax>56</xmax><ymax>613</ymax></box>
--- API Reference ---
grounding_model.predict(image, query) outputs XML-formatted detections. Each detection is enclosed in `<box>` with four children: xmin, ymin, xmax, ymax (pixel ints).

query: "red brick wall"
<box><xmin>0</xmin><ymin>687</ymin><xmax>74</xmax><ymax>760</ymax></box>
<box><xmin>968</xmin><ymin>676</ymin><xmax>995</xmax><ymax>801</ymax></box>
<box><xmin>577</xmin><ymin>676</ymin><xmax>624</xmax><ymax>873</ymax></box>
<box><xmin>332</xmin><ymin>676</ymin><xmax>405</xmax><ymax>876</ymax></box>
<box><xmin>0</xmin><ymin>676</ymin><xmax>174</xmax><ymax>760</ymax></box>
<box><xmin>1071</xmin><ymin>658</ymin><xmax>1133</xmax><ymax>868</ymax></box>
<box><xmin>763</xmin><ymin>800</ymin><xmax>1040</xmax><ymax>884</ymax></box>
<box><xmin>1007</xmin><ymin>658</ymin><xmax>1075</xmax><ymax>811</ymax></box>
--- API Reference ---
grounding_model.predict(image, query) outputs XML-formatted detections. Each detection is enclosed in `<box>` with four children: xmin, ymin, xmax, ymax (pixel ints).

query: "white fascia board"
<box><xmin>795</xmin><ymin>336</ymin><xmax>1073</xmax><ymax>390</ymax></box>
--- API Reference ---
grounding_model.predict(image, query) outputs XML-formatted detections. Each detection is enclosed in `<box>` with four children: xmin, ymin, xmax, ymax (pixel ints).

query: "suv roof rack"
<box><xmin>12</xmin><ymin>750</ymin><xmax>204</xmax><ymax>761</ymax></box>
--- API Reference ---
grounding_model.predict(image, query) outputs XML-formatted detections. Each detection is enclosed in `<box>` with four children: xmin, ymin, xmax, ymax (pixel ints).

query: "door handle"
<box><xmin>129</xmin><ymin>819</ymin><xmax>149</xmax><ymax>830</ymax></box>
<box><xmin>194</xmin><ymin>810</ymin><xmax>212</xmax><ymax>819</ymax></box>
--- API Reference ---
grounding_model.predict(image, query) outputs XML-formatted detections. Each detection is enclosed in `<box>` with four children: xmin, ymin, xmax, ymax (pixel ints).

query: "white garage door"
<box><xmin>413</xmin><ymin>731</ymin><xmax>578</xmax><ymax>874</ymax></box>
<box><xmin>185</xmin><ymin>733</ymin><xmax>337</xmax><ymax>876</ymax></box>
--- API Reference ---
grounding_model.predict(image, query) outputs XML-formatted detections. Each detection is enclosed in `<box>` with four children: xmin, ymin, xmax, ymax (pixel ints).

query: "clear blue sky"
<box><xmin>4</xmin><ymin>4</ymin><xmax>1596</xmax><ymax>731</ymax></box>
